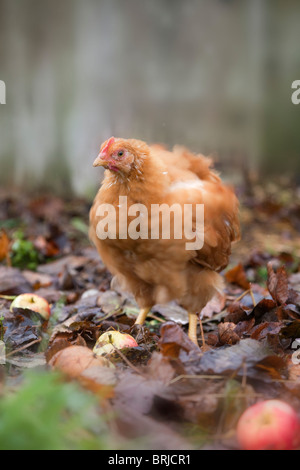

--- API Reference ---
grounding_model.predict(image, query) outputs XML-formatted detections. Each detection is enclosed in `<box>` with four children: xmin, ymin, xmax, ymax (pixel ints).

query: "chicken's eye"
<box><xmin>117</xmin><ymin>150</ymin><xmax>124</xmax><ymax>158</ymax></box>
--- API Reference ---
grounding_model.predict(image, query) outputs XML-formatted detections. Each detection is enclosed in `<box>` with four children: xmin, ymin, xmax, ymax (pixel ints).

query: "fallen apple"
<box><xmin>93</xmin><ymin>330</ymin><xmax>138</xmax><ymax>356</ymax></box>
<box><xmin>49</xmin><ymin>345</ymin><xmax>115</xmax><ymax>378</ymax></box>
<box><xmin>10</xmin><ymin>293</ymin><xmax>51</xmax><ymax>321</ymax></box>
<box><xmin>237</xmin><ymin>399</ymin><xmax>300</xmax><ymax>450</ymax></box>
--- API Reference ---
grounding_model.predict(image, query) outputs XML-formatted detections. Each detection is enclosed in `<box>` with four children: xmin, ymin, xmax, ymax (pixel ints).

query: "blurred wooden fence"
<box><xmin>0</xmin><ymin>0</ymin><xmax>299</xmax><ymax>195</ymax></box>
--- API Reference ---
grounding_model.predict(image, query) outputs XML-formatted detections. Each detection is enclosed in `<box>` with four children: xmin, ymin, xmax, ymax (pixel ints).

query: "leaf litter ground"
<box><xmin>0</xmin><ymin>181</ymin><xmax>300</xmax><ymax>450</ymax></box>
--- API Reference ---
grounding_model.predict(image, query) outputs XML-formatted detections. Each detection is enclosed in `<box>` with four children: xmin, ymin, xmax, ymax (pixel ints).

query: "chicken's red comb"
<box><xmin>101</xmin><ymin>137</ymin><xmax>115</xmax><ymax>154</ymax></box>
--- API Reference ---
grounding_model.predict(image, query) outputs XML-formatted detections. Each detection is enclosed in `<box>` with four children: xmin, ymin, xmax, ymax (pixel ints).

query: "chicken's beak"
<box><xmin>93</xmin><ymin>152</ymin><xmax>108</xmax><ymax>168</ymax></box>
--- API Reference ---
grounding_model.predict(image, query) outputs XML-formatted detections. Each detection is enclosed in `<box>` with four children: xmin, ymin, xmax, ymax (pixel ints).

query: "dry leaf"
<box><xmin>267</xmin><ymin>262</ymin><xmax>289</xmax><ymax>305</ymax></box>
<box><xmin>225</xmin><ymin>264</ymin><xmax>250</xmax><ymax>290</ymax></box>
<box><xmin>250</xmin><ymin>322</ymin><xmax>282</xmax><ymax>341</ymax></box>
<box><xmin>158</xmin><ymin>322</ymin><xmax>198</xmax><ymax>358</ymax></box>
<box><xmin>201</xmin><ymin>292</ymin><xmax>226</xmax><ymax>318</ymax></box>
<box><xmin>218</xmin><ymin>322</ymin><xmax>240</xmax><ymax>345</ymax></box>
<box><xmin>0</xmin><ymin>230</ymin><xmax>10</xmax><ymax>262</ymax></box>
<box><xmin>252</xmin><ymin>298</ymin><xmax>277</xmax><ymax>319</ymax></box>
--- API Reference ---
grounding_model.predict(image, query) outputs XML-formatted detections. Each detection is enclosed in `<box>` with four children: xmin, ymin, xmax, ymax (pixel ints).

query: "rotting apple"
<box><xmin>49</xmin><ymin>345</ymin><xmax>115</xmax><ymax>378</ymax></box>
<box><xmin>237</xmin><ymin>399</ymin><xmax>300</xmax><ymax>450</ymax></box>
<box><xmin>10</xmin><ymin>293</ymin><xmax>51</xmax><ymax>321</ymax></box>
<box><xmin>93</xmin><ymin>330</ymin><xmax>138</xmax><ymax>356</ymax></box>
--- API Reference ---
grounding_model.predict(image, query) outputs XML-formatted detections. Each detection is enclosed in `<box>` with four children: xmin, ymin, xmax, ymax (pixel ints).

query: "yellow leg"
<box><xmin>135</xmin><ymin>307</ymin><xmax>151</xmax><ymax>325</ymax></box>
<box><xmin>188</xmin><ymin>312</ymin><xmax>207</xmax><ymax>349</ymax></box>
<box><xmin>188</xmin><ymin>313</ymin><xmax>199</xmax><ymax>346</ymax></box>
<box><xmin>198</xmin><ymin>315</ymin><xmax>207</xmax><ymax>350</ymax></box>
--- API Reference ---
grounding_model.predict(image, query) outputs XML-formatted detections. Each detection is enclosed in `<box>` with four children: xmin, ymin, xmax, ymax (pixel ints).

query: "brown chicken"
<box><xmin>89</xmin><ymin>137</ymin><xmax>240</xmax><ymax>347</ymax></box>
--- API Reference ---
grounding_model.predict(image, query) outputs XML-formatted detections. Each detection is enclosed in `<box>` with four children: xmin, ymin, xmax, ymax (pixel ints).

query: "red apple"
<box><xmin>93</xmin><ymin>330</ymin><xmax>138</xmax><ymax>356</ymax></box>
<box><xmin>237</xmin><ymin>399</ymin><xmax>300</xmax><ymax>450</ymax></box>
<box><xmin>10</xmin><ymin>293</ymin><xmax>51</xmax><ymax>321</ymax></box>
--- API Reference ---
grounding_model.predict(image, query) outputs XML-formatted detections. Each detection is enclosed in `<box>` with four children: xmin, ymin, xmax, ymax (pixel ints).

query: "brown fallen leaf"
<box><xmin>218</xmin><ymin>322</ymin><xmax>240</xmax><ymax>345</ymax></box>
<box><xmin>176</xmin><ymin>383</ymin><xmax>220</xmax><ymax>427</ymax></box>
<box><xmin>284</xmin><ymin>303</ymin><xmax>300</xmax><ymax>319</ymax></box>
<box><xmin>287</xmin><ymin>289</ymin><xmax>300</xmax><ymax>306</ymax></box>
<box><xmin>114</xmin><ymin>372</ymin><xmax>168</xmax><ymax>415</ymax></box>
<box><xmin>3</xmin><ymin>308</ymin><xmax>43</xmax><ymax>350</ymax></box>
<box><xmin>280</xmin><ymin>320</ymin><xmax>300</xmax><ymax>339</ymax></box>
<box><xmin>79</xmin><ymin>365</ymin><xmax>117</xmax><ymax>398</ymax></box>
<box><xmin>224</xmin><ymin>302</ymin><xmax>250</xmax><ymax>324</ymax></box>
<box><xmin>34</xmin><ymin>235</ymin><xmax>60</xmax><ymax>257</ymax></box>
<box><xmin>97</xmin><ymin>290</ymin><xmax>123</xmax><ymax>315</ymax></box>
<box><xmin>250</xmin><ymin>322</ymin><xmax>282</xmax><ymax>341</ymax></box>
<box><xmin>22</xmin><ymin>270</ymin><xmax>53</xmax><ymax>289</ymax></box>
<box><xmin>233</xmin><ymin>317</ymin><xmax>255</xmax><ymax>337</ymax></box>
<box><xmin>0</xmin><ymin>230</ymin><xmax>10</xmax><ymax>264</ymax></box>
<box><xmin>184</xmin><ymin>338</ymin><xmax>284</xmax><ymax>382</ymax></box>
<box><xmin>206</xmin><ymin>333</ymin><xmax>219</xmax><ymax>346</ymax></box>
<box><xmin>225</xmin><ymin>264</ymin><xmax>250</xmax><ymax>290</ymax></box>
<box><xmin>45</xmin><ymin>331</ymin><xmax>86</xmax><ymax>363</ymax></box>
<box><xmin>201</xmin><ymin>292</ymin><xmax>226</xmax><ymax>319</ymax></box>
<box><xmin>146</xmin><ymin>351</ymin><xmax>176</xmax><ymax>383</ymax></box>
<box><xmin>267</xmin><ymin>262</ymin><xmax>289</xmax><ymax>305</ymax></box>
<box><xmin>29</xmin><ymin>196</ymin><xmax>64</xmax><ymax>221</ymax></box>
<box><xmin>285</xmin><ymin>358</ymin><xmax>300</xmax><ymax>396</ymax></box>
<box><xmin>158</xmin><ymin>322</ymin><xmax>198</xmax><ymax>358</ymax></box>
<box><xmin>255</xmin><ymin>355</ymin><xmax>286</xmax><ymax>380</ymax></box>
<box><xmin>37</xmin><ymin>255</ymin><xmax>90</xmax><ymax>276</ymax></box>
<box><xmin>0</xmin><ymin>266</ymin><xmax>31</xmax><ymax>295</ymax></box>
<box><xmin>289</xmin><ymin>273</ymin><xmax>300</xmax><ymax>292</ymax></box>
<box><xmin>287</xmin><ymin>357</ymin><xmax>300</xmax><ymax>381</ymax></box>
<box><xmin>252</xmin><ymin>298</ymin><xmax>277</xmax><ymax>319</ymax></box>
<box><xmin>276</xmin><ymin>305</ymin><xmax>289</xmax><ymax>321</ymax></box>
<box><xmin>114</xmin><ymin>405</ymin><xmax>192</xmax><ymax>450</ymax></box>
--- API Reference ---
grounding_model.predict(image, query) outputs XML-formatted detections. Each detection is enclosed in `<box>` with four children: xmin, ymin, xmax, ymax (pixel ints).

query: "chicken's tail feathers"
<box><xmin>172</xmin><ymin>145</ymin><xmax>221</xmax><ymax>183</ymax></box>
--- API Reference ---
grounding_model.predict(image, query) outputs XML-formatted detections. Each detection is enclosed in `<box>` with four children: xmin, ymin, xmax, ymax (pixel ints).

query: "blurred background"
<box><xmin>0</xmin><ymin>0</ymin><xmax>299</xmax><ymax>196</ymax></box>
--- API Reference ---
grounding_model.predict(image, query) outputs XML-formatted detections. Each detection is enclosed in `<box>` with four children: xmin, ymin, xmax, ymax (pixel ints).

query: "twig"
<box><xmin>6</xmin><ymin>253</ymin><xmax>11</xmax><ymax>267</ymax></box>
<box><xmin>5</xmin><ymin>338</ymin><xmax>42</xmax><ymax>357</ymax></box>
<box><xmin>110</xmin><ymin>343</ymin><xmax>146</xmax><ymax>377</ymax></box>
<box><xmin>202</xmin><ymin>309</ymin><xmax>227</xmax><ymax>324</ymax></box>
<box><xmin>241</xmin><ymin>360</ymin><xmax>247</xmax><ymax>389</ymax></box>
<box><xmin>168</xmin><ymin>374</ymin><xmax>225</xmax><ymax>385</ymax></box>
<box><xmin>97</xmin><ymin>309</ymin><xmax>124</xmax><ymax>324</ymax></box>
<box><xmin>0</xmin><ymin>295</ymin><xmax>16</xmax><ymax>300</ymax></box>
<box><xmin>148</xmin><ymin>313</ymin><xmax>165</xmax><ymax>323</ymax></box>
<box><xmin>204</xmin><ymin>392</ymin><xmax>262</xmax><ymax>398</ymax></box>
<box><xmin>234</xmin><ymin>289</ymin><xmax>250</xmax><ymax>303</ymax></box>
<box><xmin>249</xmin><ymin>284</ymin><xmax>257</xmax><ymax>307</ymax></box>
